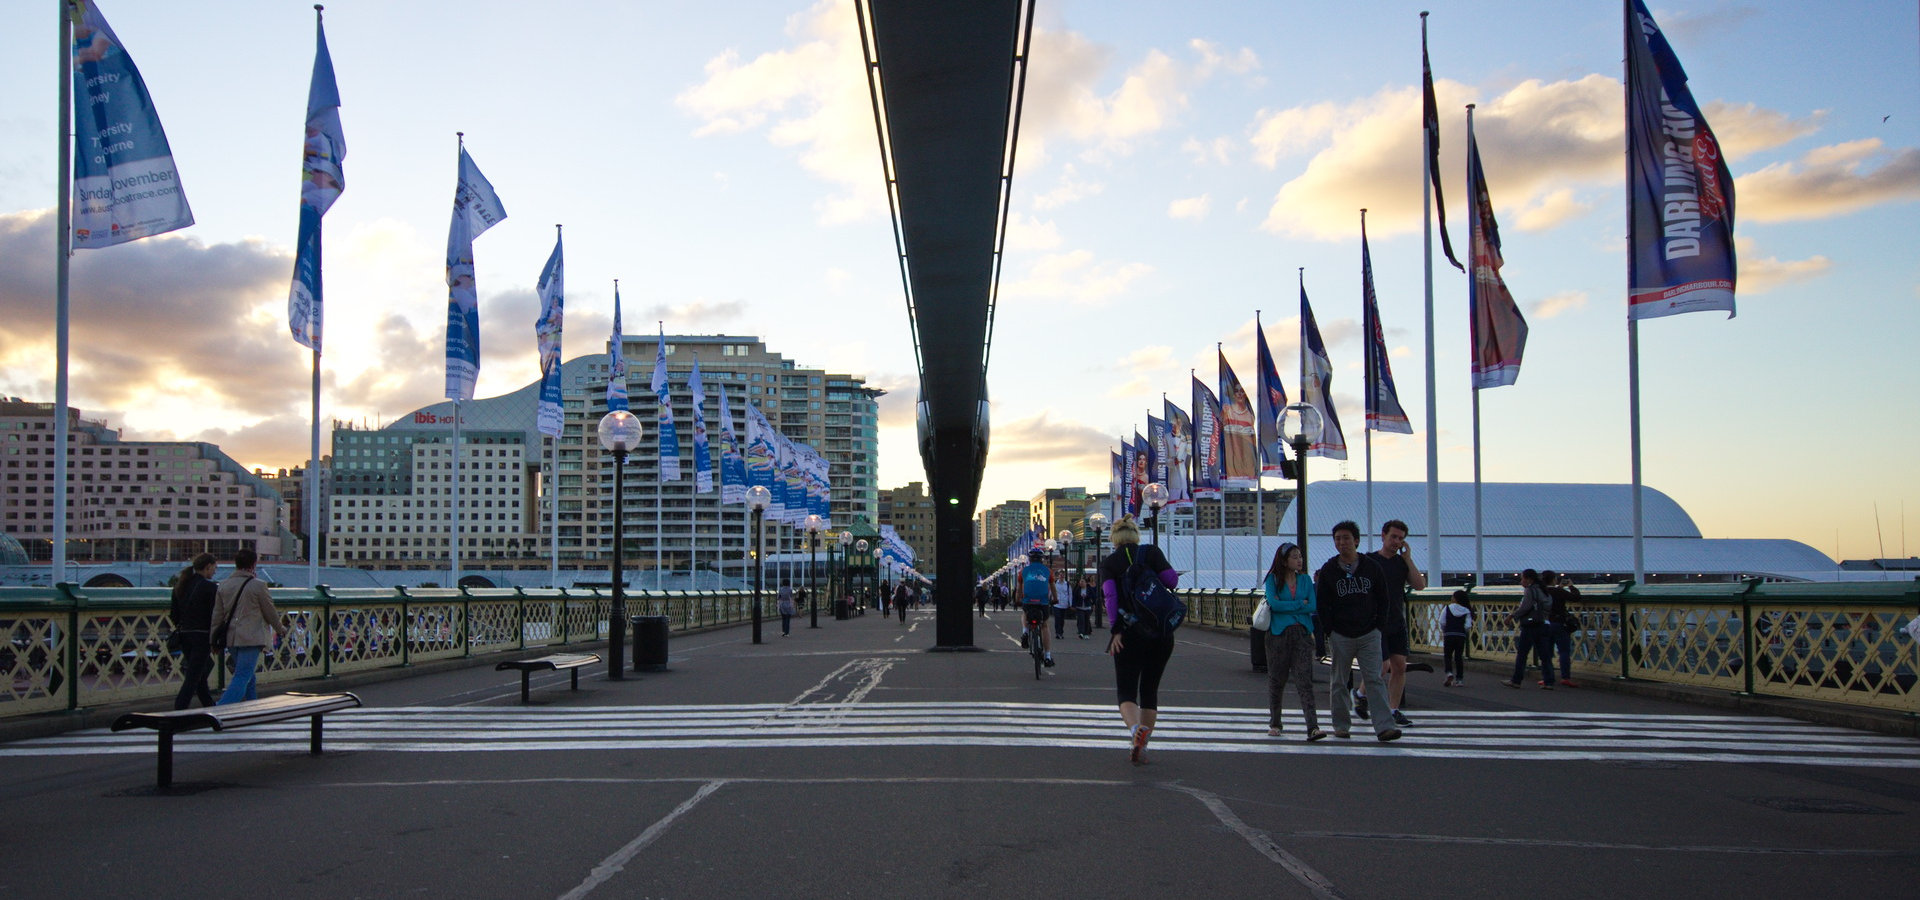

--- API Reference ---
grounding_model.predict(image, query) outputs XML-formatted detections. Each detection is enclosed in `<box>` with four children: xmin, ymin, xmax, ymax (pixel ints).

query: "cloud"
<box><xmin>1020</xmin><ymin>30</ymin><xmax>1257</xmax><ymax>165</ymax></box>
<box><xmin>1526</xmin><ymin>290</ymin><xmax>1588</xmax><ymax>319</ymax></box>
<box><xmin>988</xmin><ymin>409</ymin><xmax>1115</xmax><ymax>464</ymax></box>
<box><xmin>1005</xmin><ymin>212</ymin><xmax>1063</xmax><ymax>252</ymax></box>
<box><xmin>1030</xmin><ymin>164</ymin><xmax>1106</xmax><ymax>210</ymax></box>
<box><xmin>638</xmin><ymin>299</ymin><xmax>749</xmax><ymax>328</ymax></box>
<box><xmin>0</xmin><ymin>209</ymin><xmax>305</xmax><ymax>423</ymax></box>
<box><xmin>1181</xmin><ymin>136</ymin><xmax>1233</xmax><ymax>165</ymax></box>
<box><xmin>1657</xmin><ymin>6</ymin><xmax>1761</xmax><ymax>44</ymax></box>
<box><xmin>1736</xmin><ymin>139</ymin><xmax>1920</xmax><ymax>223</ymax></box>
<box><xmin>1254</xmin><ymin>76</ymin><xmax>1824</xmax><ymax>241</ymax></box>
<box><xmin>1000</xmin><ymin>250</ymin><xmax>1153</xmax><ymax>305</ymax></box>
<box><xmin>1734</xmin><ymin>238</ymin><xmax>1831</xmax><ymax>294</ymax></box>
<box><xmin>675</xmin><ymin>0</ymin><xmax>884</xmax><ymax>224</ymax></box>
<box><xmin>1168</xmin><ymin>194</ymin><xmax>1211</xmax><ymax>221</ymax></box>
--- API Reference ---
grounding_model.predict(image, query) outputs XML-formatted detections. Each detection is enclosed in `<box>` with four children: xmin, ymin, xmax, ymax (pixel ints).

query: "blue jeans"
<box><xmin>1510</xmin><ymin>624</ymin><xmax>1552</xmax><ymax>684</ymax></box>
<box><xmin>218</xmin><ymin>646</ymin><xmax>264</xmax><ymax>704</ymax></box>
<box><xmin>1547</xmin><ymin>623</ymin><xmax>1573</xmax><ymax>680</ymax></box>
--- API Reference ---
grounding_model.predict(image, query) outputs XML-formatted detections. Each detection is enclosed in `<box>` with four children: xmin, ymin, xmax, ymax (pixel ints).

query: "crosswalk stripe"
<box><xmin>5</xmin><ymin>702</ymin><xmax>1916</xmax><ymax>768</ymax></box>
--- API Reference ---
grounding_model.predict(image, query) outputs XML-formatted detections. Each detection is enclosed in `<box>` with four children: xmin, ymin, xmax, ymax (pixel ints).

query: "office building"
<box><xmin>878</xmin><ymin>481</ymin><xmax>935</xmax><ymax>564</ymax></box>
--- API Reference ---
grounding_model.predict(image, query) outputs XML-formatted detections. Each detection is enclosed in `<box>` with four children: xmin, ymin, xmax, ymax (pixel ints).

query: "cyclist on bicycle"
<box><xmin>1019</xmin><ymin>549</ymin><xmax>1056</xmax><ymax>669</ymax></box>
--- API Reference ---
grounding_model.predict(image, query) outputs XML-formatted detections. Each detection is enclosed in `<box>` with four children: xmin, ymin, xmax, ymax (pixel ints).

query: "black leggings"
<box><xmin>1113</xmin><ymin>632</ymin><xmax>1176</xmax><ymax>709</ymax></box>
<box><xmin>1443</xmin><ymin>634</ymin><xmax>1467</xmax><ymax>678</ymax></box>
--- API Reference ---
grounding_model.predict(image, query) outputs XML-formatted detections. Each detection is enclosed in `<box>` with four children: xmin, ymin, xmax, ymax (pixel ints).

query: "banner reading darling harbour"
<box><xmin>69</xmin><ymin>1</ymin><xmax>193</xmax><ymax>249</ymax></box>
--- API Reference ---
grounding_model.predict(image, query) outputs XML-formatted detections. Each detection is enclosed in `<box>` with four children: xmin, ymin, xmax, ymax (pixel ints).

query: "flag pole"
<box><xmin>656</xmin><ymin>321</ymin><xmax>665</xmax><ymax>591</ymax></box>
<box><xmin>1420</xmin><ymin>10</ymin><xmax>1443</xmax><ymax>585</ymax></box>
<box><xmin>1213</xmin><ymin>352</ymin><xmax>1226</xmax><ymax>590</ymax></box>
<box><xmin>54</xmin><ymin>0</ymin><xmax>72</xmax><ymax>581</ymax></box>
<box><xmin>1623</xmin><ymin>0</ymin><xmax>1647</xmax><ymax>585</ymax></box>
<box><xmin>1362</xmin><ymin>209</ymin><xmax>1375</xmax><ymax>553</ymax></box>
<box><xmin>1254</xmin><ymin>311</ymin><xmax>1265</xmax><ymax>581</ymax></box>
<box><xmin>449</xmin><ymin>132</ymin><xmax>464</xmax><ymax>591</ymax></box>
<box><xmin>1466</xmin><ymin>105</ymin><xmax>1483</xmax><ymax>588</ymax></box>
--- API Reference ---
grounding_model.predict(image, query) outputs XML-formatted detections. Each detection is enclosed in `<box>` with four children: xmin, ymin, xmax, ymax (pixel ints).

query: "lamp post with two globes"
<box><xmin>597</xmin><ymin>410</ymin><xmax>644</xmax><ymax>680</ymax></box>
<box><xmin>1084</xmin><ymin>512</ymin><xmax>1109</xmax><ymax>628</ymax></box>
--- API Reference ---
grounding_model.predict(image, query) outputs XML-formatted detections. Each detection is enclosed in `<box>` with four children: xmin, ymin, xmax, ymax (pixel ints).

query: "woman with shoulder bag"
<box><xmin>1100</xmin><ymin>517</ymin><xmax>1179</xmax><ymax>765</ymax></box>
<box><xmin>211</xmin><ymin>548</ymin><xmax>287</xmax><ymax>704</ymax></box>
<box><xmin>168</xmin><ymin>553</ymin><xmax>219</xmax><ymax>709</ymax></box>
<box><xmin>1260</xmin><ymin>542</ymin><xmax>1324</xmax><ymax>741</ymax></box>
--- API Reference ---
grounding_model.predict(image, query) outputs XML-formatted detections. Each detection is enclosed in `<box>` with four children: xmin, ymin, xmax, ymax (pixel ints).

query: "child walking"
<box><xmin>1442</xmin><ymin>590</ymin><xmax>1473</xmax><ymax>686</ymax></box>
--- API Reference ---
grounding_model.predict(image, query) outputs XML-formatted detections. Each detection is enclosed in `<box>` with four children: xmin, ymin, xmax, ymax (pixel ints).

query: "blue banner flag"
<box><xmin>534</xmin><ymin>231</ymin><xmax>564</xmax><ymax>437</ymax></box>
<box><xmin>1163</xmin><ymin>399</ymin><xmax>1194</xmax><ymax>509</ymax></box>
<box><xmin>1191</xmin><ymin>376</ymin><xmax>1224</xmax><ymax>500</ymax></box>
<box><xmin>1301</xmin><ymin>284</ymin><xmax>1349</xmax><ymax>460</ymax></box>
<box><xmin>1626</xmin><ymin>0</ymin><xmax>1736</xmax><ymax>320</ymax></box>
<box><xmin>1109</xmin><ymin>451</ymin><xmax>1124</xmax><ymax>521</ymax></box>
<box><xmin>1218</xmin><ymin>349</ymin><xmax>1258</xmax><ymax>489</ymax></box>
<box><xmin>287</xmin><ymin>11</ymin><xmax>343</xmax><ymax>350</ymax></box>
<box><xmin>1363</xmin><ymin>218</ymin><xmax>1412</xmax><ymax>433</ymax></box>
<box><xmin>69</xmin><ymin>1</ymin><xmax>193</xmax><ymax>249</ymax></box>
<box><xmin>744</xmin><ymin>402</ymin><xmax>776</xmax><ymax>502</ymax></box>
<box><xmin>1467</xmin><ymin>120</ymin><xmax>1529</xmax><ymax>389</ymax></box>
<box><xmin>606</xmin><ymin>285</ymin><xmax>628</xmax><ymax>411</ymax></box>
<box><xmin>652</xmin><ymin>328</ymin><xmax>680</xmax><ymax>481</ymax></box>
<box><xmin>1132</xmin><ymin>432</ymin><xmax>1151</xmax><ymax>518</ymax></box>
<box><xmin>1255</xmin><ymin>319</ymin><xmax>1288</xmax><ymax>474</ymax></box>
<box><xmin>1119</xmin><ymin>437</ymin><xmax>1138</xmax><ymax>518</ymax></box>
<box><xmin>1148</xmin><ymin>415</ymin><xmax>1168</xmax><ymax>491</ymax></box>
<box><xmin>690</xmin><ymin>359</ymin><xmax>712</xmax><ymax>493</ymax></box>
<box><xmin>445</xmin><ymin>146</ymin><xmax>506</xmax><ymax>401</ymax></box>
<box><xmin>718</xmin><ymin>383</ymin><xmax>746</xmax><ymax>505</ymax></box>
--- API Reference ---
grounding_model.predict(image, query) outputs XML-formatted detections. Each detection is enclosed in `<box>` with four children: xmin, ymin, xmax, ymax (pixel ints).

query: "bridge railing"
<box><xmin>1183</xmin><ymin>579</ymin><xmax>1919</xmax><ymax>714</ymax></box>
<box><xmin>0</xmin><ymin>585</ymin><xmax>762</xmax><ymax>719</ymax></box>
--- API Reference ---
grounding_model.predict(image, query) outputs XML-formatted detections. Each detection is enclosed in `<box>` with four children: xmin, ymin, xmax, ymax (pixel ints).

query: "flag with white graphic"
<box><xmin>718</xmin><ymin>383</ymin><xmax>746</xmax><ymax>505</ymax></box>
<box><xmin>1191</xmin><ymin>377</ymin><xmax>1224</xmax><ymax>501</ymax></box>
<box><xmin>1217</xmin><ymin>349</ymin><xmax>1259</xmax><ymax>489</ymax></box>
<box><xmin>1163</xmin><ymin>399</ymin><xmax>1194</xmax><ymax>509</ymax></box>
<box><xmin>1626</xmin><ymin>0</ymin><xmax>1736</xmax><ymax>320</ymax></box>
<box><xmin>606</xmin><ymin>285</ymin><xmax>628</xmax><ymax>412</ymax></box>
<box><xmin>1301</xmin><ymin>285</ymin><xmax>1349</xmax><ymax>459</ymax></box>
<box><xmin>652</xmin><ymin>329</ymin><xmax>680</xmax><ymax>481</ymax></box>
<box><xmin>69</xmin><ymin>0</ymin><xmax>194</xmax><ymax>249</ymax></box>
<box><xmin>1255</xmin><ymin>319</ymin><xmax>1289</xmax><ymax>475</ymax></box>
<box><xmin>445</xmin><ymin>146</ymin><xmax>506</xmax><ymax>401</ymax></box>
<box><xmin>1363</xmin><ymin>218</ymin><xmax>1412</xmax><ymax>433</ymax></box>
<box><xmin>689</xmin><ymin>359</ymin><xmax>712</xmax><ymax>493</ymax></box>
<box><xmin>287</xmin><ymin>10</ymin><xmax>343</xmax><ymax>350</ymax></box>
<box><xmin>534</xmin><ymin>231</ymin><xmax>563</xmax><ymax>438</ymax></box>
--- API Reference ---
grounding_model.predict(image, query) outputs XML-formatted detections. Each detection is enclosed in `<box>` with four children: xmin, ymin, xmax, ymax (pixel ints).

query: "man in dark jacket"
<box><xmin>1313</xmin><ymin>521</ymin><xmax>1402</xmax><ymax>742</ymax></box>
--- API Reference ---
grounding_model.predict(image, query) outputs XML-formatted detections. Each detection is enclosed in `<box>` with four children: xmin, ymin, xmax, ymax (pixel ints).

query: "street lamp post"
<box><xmin>597</xmin><ymin>410</ymin><xmax>644</xmax><ymax>680</ymax></box>
<box><xmin>805</xmin><ymin>514</ymin><xmax>824</xmax><ymax>629</ymax></box>
<box><xmin>1280</xmin><ymin>402</ymin><xmax>1325</xmax><ymax>567</ymax></box>
<box><xmin>746</xmin><ymin>485</ymin><xmax>772</xmax><ymax>644</ymax></box>
<box><xmin>855</xmin><ymin>539</ymin><xmax>870</xmax><ymax>613</ymax></box>
<box><xmin>1143</xmin><ymin>482</ymin><xmax>1169</xmax><ymax>546</ymax></box>
<box><xmin>837</xmin><ymin>531</ymin><xmax>853</xmax><ymax>619</ymax></box>
<box><xmin>1085</xmin><ymin>512</ymin><xmax>1108</xmax><ymax>629</ymax></box>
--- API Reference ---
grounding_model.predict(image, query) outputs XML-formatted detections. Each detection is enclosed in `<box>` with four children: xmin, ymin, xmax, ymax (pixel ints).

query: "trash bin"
<box><xmin>630</xmin><ymin>615</ymin><xmax>669</xmax><ymax>672</ymax></box>
<box><xmin>1249</xmin><ymin>626</ymin><xmax>1267</xmax><ymax>672</ymax></box>
<box><xmin>834</xmin><ymin>599</ymin><xmax>850</xmax><ymax>620</ymax></box>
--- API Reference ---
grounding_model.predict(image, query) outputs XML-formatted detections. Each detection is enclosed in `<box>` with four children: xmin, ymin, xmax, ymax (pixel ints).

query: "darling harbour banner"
<box><xmin>69</xmin><ymin>1</ymin><xmax>194</xmax><ymax>249</ymax></box>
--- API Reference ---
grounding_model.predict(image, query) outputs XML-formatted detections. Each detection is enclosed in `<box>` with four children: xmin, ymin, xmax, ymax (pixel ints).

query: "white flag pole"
<box><xmin>1466</xmin><ymin>105</ymin><xmax>1483</xmax><ymax>588</ymax></box>
<box><xmin>1623</xmin><ymin>1</ymin><xmax>1646</xmax><ymax>586</ymax></box>
<box><xmin>54</xmin><ymin>0</ymin><xmax>72</xmax><ymax>581</ymax></box>
<box><xmin>1421</xmin><ymin>11</ymin><xmax>1443</xmax><ymax>584</ymax></box>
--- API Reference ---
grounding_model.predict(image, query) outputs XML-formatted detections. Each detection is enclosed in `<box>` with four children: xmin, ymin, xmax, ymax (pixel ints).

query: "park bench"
<box><xmin>110</xmin><ymin>691</ymin><xmax>363</xmax><ymax>789</ymax></box>
<box><xmin>497</xmin><ymin>652</ymin><xmax>601</xmax><ymax>703</ymax></box>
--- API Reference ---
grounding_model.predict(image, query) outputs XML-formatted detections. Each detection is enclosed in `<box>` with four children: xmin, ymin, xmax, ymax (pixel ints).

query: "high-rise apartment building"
<box><xmin>877</xmin><ymin>481</ymin><xmax>935</xmax><ymax>564</ymax></box>
<box><xmin>973</xmin><ymin>499</ymin><xmax>1031</xmax><ymax>547</ymax></box>
<box><xmin>0</xmin><ymin>401</ymin><xmax>290</xmax><ymax>561</ymax></box>
<box><xmin>324</xmin><ymin>335</ymin><xmax>880</xmax><ymax>573</ymax></box>
<box><xmin>1029</xmin><ymin>487</ymin><xmax>1098</xmax><ymax>543</ymax></box>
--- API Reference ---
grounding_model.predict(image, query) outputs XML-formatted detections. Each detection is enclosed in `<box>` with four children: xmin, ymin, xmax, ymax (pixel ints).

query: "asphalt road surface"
<box><xmin>5</xmin><ymin>608</ymin><xmax>1917</xmax><ymax>899</ymax></box>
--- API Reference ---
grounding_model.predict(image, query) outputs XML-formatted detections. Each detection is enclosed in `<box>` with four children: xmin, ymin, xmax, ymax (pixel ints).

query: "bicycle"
<box><xmin>1022</xmin><ymin>605</ymin><xmax>1048</xmax><ymax>679</ymax></box>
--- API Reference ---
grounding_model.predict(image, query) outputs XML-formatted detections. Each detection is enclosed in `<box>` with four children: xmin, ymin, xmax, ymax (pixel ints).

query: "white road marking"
<box><xmin>556</xmin><ymin>779</ymin><xmax>726</xmax><ymax>900</ymax></box>
<box><xmin>11</xmin><ymin>703</ymin><xmax>1916</xmax><ymax>767</ymax></box>
<box><xmin>1166</xmin><ymin>782</ymin><xmax>1345</xmax><ymax>900</ymax></box>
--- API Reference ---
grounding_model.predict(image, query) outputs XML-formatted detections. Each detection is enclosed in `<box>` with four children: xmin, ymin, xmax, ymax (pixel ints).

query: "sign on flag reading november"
<box><xmin>445</xmin><ymin>146</ymin><xmax>506</xmax><ymax>401</ymax></box>
<box><xmin>69</xmin><ymin>0</ymin><xmax>194</xmax><ymax>249</ymax></box>
<box><xmin>690</xmin><ymin>360</ymin><xmax>712</xmax><ymax>493</ymax></box>
<box><xmin>1626</xmin><ymin>0</ymin><xmax>1736</xmax><ymax>320</ymax></box>
<box><xmin>652</xmin><ymin>329</ymin><xmax>680</xmax><ymax>481</ymax></box>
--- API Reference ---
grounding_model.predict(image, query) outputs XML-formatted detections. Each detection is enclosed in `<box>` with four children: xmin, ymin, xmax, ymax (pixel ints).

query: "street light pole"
<box><xmin>597</xmin><ymin>410</ymin><xmax>644</xmax><ymax>681</ymax></box>
<box><xmin>1084</xmin><ymin>511</ymin><xmax>1108</xmax><ymax>629</ymax></box>
<box><xmin>855</xmin><ymin>538</ymin><xmax>870</xmax><ymax>614</ymax></box>
<box><xmin>805</xmin><ymin>514</ymin><xmax>823</xmax><ymax>629</ymax></box>
<box><xmin>1143</xmin><ymin>483</ymin><xmax>1169</xmax><ymax>546</ymax></box>
<box><xmin>836</xmin><ymin>530</ymin><xmax>852</xmax><ymax>619</ymax></box>
<box><xmin>1281</xmin><ymin>402</ymin><xmax>1325</xmax><ymax>568</ymax></box>
<box><xmin>746</xmin><ymin>485</ymin><xmax>771</xmax><ymax>644</ymax></box>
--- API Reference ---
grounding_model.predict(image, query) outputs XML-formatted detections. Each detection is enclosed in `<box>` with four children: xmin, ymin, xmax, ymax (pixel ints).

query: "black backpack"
<box><xmin>1117</xmin><ymin>547</ymin><xmax>1186</xmax><ymax>639</ymax></box>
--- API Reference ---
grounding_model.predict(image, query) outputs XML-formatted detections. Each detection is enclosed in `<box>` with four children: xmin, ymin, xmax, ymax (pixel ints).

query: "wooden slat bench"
<box><xmin>110</xmin><ymin>691</ymin><xmax>363</xmax><ymax>788</ymax></box>
<box><xmin>497</xmin><ymin>653</ymin><xmax>601</xmax><ymax>703</ymax></box>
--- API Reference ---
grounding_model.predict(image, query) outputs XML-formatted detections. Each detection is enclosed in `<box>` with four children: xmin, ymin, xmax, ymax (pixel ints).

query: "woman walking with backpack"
<box><xmin>1100</xmin><ymin>517</ymin><xmax>1180</xmax><ymax>765</ymax></box>
<box><xmin>1260</xmin><ymin>543</ymin><xmax>1324</xmax><ymax>741</ymax></box>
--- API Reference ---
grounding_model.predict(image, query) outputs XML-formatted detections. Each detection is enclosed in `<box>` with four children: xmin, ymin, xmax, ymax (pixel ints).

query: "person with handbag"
<box><xmin>1259</xmin><ymin>542</ymin><xmax>1324</xmax><ymax>741</ymax></box>
<box><xmin>1100</xmin><ymin>517</ymin><xmax>1180</xmax><ymax>764</ymax></box>
<box><xmin>211</xmin><ymin>548</ymin><xmax>287</xmax><ymax>705</ymax></box>
<box><xmin>167</xmin><ymin>553</ymin><xmax>219</xmax><ymax>710</ymax></box>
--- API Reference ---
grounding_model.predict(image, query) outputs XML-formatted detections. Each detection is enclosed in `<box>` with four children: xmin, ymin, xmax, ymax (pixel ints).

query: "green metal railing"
<box><xmin>1181</xmin><ymin>579</ymin><xmax>1920</xmax><ymax>715</ymax></box>
<box><xmin>0</xmin><ymin>585</ymin><xmax>762</xmax><ymax>718</ymax></box>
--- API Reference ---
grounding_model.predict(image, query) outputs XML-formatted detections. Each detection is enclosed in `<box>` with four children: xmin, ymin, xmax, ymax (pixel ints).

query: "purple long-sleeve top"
<box><xmin>1100</xmin><ymin>543</ymin><xmax>1180</xmax><ymax>626</ymax></box>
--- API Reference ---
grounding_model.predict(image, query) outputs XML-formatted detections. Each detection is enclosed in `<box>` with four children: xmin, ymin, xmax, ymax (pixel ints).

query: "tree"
<box><xmin>972</xmin><ymin>535</ymin><xmax>1014</xmax><ymax>578</ymax></box>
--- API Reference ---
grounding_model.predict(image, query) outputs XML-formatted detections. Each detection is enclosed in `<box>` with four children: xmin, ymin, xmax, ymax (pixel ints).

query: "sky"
<box><xmin>1</xmin><ymin>1</ymin><xmax>1916</xmax><ymax>562</ymax></box>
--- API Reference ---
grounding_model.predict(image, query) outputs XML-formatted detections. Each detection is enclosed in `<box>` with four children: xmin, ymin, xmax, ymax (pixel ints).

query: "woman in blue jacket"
<box><xmin>1262</xmin><ymin>542</ymin><xmax>1324</xmax><ymax>741</ymax></box>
